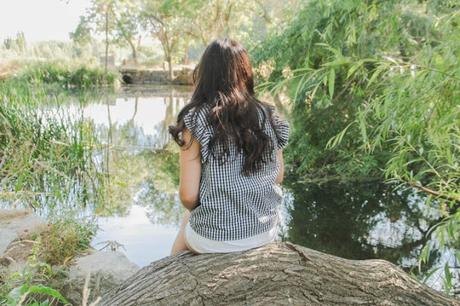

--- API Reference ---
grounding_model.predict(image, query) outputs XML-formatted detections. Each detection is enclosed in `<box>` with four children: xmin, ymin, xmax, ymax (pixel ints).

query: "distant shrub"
<box><xmin>16</xmin><ymin>62</ymin><xmax>119</xmax><ymax>88</ymax></box>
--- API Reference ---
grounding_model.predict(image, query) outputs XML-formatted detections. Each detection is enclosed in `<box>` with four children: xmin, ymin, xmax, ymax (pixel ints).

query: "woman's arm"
<box><xmin>275</xmin><ymin>149</ymin><xmax>284</xmax><ymax>184</ymax></box>
<box><xmin>179</xmin><ymin>128</ymin><xmax>202</xmax><ymax>211</ymax></box>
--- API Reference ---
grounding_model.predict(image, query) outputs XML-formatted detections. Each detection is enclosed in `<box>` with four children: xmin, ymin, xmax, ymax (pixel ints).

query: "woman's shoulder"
<box><xmin>183</xmin><ymin>104</ymin><xmax>212</xmax><ymax>125</ymax></box>
<box><xmin>181</xmin><ymin>104</ymin><xmax>213</xmax><ymax>162</ymax></box>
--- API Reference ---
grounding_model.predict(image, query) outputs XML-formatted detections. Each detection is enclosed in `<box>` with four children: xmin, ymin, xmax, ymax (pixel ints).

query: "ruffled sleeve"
<box><xmin>182</xmin><ymin>106</ymin><xmax>211</xmax><ymax>163</ymax></box>
<box><xmin>272</xmin><ymin>112</ymin><xmax>290</xmax><ymax>150</ymax></box>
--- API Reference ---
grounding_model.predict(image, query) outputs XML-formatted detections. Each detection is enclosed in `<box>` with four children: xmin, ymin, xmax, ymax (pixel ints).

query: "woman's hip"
<box><xmin>184</xmin><ymin>222</ymin><xmax>277</xmax><ymax>254</ymax></box>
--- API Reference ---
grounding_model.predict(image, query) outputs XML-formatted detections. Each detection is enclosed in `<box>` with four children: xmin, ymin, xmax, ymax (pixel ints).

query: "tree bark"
<box><xmin>100</xmin><ymin>242</ymin><xmax>459</xmax><ymax>306</ymax></box>
<box><xmin>167</xmin><ymin>56</ymin><xmax>174</xmax><ymax>81</ymax></box>
<box><xmin>104</xmin><ymin>6</ymin><xmax>110</xmax><ymax>77</ymax></box>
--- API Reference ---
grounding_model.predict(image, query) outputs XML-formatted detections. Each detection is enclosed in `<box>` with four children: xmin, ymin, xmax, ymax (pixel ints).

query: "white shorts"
<box><xmin>185</xmin><ymin>223</ymin><xmax>277</xmax><ymax>254</ymax></box>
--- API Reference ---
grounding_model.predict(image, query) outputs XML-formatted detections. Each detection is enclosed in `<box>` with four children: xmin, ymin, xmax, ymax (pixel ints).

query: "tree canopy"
<box><xmin>252</xmin><ymin>0</ymin><xmax>459</xmax><ymax>294</ymax></box>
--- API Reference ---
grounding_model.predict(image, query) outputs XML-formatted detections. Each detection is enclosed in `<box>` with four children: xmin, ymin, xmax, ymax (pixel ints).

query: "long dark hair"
<box><xmin>169</xmin><ymin>38</ymin><xmax>275</xmax><ymax>175</ymax></box>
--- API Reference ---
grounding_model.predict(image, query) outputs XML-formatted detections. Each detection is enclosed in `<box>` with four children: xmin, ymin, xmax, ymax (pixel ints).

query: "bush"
<box><xmin>14</xmin><ymin>62</ymin><xmax>119</xmax><ymax>89</ymax></box>
<box><xmin>36</xmin><ymin>219</ymin><xmax>97</xmax><ymax>266</ymax></box>
<box><xmin>252</xmin><ymin>0</ymin><xmax>460</xmax><ymax>296</ymax></box>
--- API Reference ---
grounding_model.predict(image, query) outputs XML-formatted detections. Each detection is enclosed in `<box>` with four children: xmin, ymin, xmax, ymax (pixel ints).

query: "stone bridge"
<box><xmin>119</xmin><ymin>67</ymin><xmax>193</xmax><ymax>85</ymax></box>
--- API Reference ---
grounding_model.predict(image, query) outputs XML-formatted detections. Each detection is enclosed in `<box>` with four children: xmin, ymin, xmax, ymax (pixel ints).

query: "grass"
<box><xmin>0</xmin><ymin>78</ymin><xmax>103</xmax><ymax>212</ymax></box>
<box><xmin>0</xmin><ymin>66</ymin><xmax>105</xmax><ymax>305</ymax></box>
<box><xmin>4</xmin><ymin>61</ymin><xmax>120</xmax><ymax>89</ymax></box>
<box><xmin>0</xmin><ymin>217</ymin><xmax>96</xmax><ymax>305</ymax></box>
<box><xmin>0</xmin><ymin>262</ymin><xmax>68</xmax><ymax>306</ymax></box>
<box><xmin>36</xmin><ymin>218</ymin><xmax>97</xmax><ymax>266</ymax></box>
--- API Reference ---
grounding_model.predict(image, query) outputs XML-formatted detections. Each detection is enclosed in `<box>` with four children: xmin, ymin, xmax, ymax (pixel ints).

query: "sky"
<box><xmin>0</xmin><ymin>0</ymin><xmax>92</xmax><ymax>42</ymax></box>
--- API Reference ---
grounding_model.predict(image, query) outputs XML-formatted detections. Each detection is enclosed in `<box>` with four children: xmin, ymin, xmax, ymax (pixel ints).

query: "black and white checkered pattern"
<box><xmin>183</xmin><ymin>104</ymin><xmax>290</xmax><ymax>241</ymax></box>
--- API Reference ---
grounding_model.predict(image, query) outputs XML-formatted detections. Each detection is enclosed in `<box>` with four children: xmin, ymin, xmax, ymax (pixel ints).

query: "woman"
<box><xmin>168</xmin><ymin>38</ymin><xmax>289</xmax><ymax>255</ymax></box>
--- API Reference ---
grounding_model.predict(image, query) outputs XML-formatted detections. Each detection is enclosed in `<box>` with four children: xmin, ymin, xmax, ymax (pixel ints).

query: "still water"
<box><xmin>5</xmin><ymin>85</ymin><xmax>457</xmax><ymax>293</ymax></box>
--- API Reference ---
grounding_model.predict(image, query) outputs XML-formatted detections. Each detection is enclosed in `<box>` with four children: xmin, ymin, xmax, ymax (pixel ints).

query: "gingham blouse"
<box><xmin>183</xmin><ymin>103</ymin><xmax>289</xmax><ymax>241</ymax></box>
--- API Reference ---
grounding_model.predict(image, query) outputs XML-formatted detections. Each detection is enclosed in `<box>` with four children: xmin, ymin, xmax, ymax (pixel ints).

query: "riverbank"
<box><xmin>0</xmin><ymin>209</ymin><xmax>139</xmax><ymax>305</ymax></box>
<box><xmin>0</xmin><ymin>61</ymin><xmax>194</xmax><ymax>88</ymax></box>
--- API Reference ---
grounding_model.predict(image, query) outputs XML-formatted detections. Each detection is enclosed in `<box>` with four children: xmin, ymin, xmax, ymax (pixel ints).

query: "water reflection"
<box><xmin>283</xmin><ymin>181</ymin><xmax>432</xmax><ymax>259</ymax></box>
<box><xmin>0</xmin><ymin>85</ymin><xmax>191</xmax><ymax>263</ymax></box>
<box><xmin>282</xmin><ymin>180</ymin><xmax>458</xmax><ymax>291</ymax></box>
<box><xmin>92</xmin><ymin>204</ymin><xmax>178</xmax><ymax>266</ymax></box>
<box><xmin>83</xmin><ymin>90</ymin><xmax>186</xmax><ymax>150</ymax></box>
<box><xmin>85</xmin><ymin>86</ymin><xmax>188</xmax><ymax>263</ymax></box>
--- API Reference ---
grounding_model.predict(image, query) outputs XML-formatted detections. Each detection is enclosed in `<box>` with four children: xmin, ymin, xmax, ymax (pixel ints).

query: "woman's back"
<box><xmin>168</xmin><ymin>38</ymin><xmax>290</xmax><ymax>254</ymax></box>
<box><xmin>183</xmin><ymin>103</ymin><xmax>289</xmax><ymax>241</ymax></box>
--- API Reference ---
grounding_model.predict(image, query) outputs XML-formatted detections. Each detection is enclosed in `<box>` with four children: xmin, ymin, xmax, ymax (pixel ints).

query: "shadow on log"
<box><xmin>100</xmin><ymin>242</ymin><xmax>459</xmax><ymax>305</ymax></box>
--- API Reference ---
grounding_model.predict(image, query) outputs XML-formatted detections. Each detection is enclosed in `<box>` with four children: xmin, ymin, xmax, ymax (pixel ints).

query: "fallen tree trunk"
<box><xmin>101</xmin><ymin>242</ymin><xmax>459</xmax><ymax>305</ymax></box>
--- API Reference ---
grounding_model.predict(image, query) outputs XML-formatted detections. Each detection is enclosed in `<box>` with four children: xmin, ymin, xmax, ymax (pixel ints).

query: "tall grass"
<box><xmin>0</xmin><ymin>67</ymin><xmax>105</xmax><ymax>305</ymax></box>
<box><xmin>16</xmin><ymin>62</ymin><xmax>119</xmax><ymax>89</ymax></box>
<box><xmin>0</xmin><ymin>76</ymin><xmax>103</xmax><ymax>214</ymax></box>
<box><xmin>1</xmin><ymin>61</ymin><xmax>119</xmax><ymax>90</ymax></box>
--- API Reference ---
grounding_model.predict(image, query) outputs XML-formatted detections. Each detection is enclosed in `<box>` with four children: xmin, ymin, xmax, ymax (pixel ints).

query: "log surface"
<box><xmin>101</xmin><ymin>242</ymin><xmax>460</xmax><ymax>305</ymax></box>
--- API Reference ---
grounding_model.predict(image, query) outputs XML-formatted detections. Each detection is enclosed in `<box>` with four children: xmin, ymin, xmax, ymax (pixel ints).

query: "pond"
<box><xmin>2</xmin><ymin>85</ymin><xmax>456</xmax><ymax>294</ymax></box>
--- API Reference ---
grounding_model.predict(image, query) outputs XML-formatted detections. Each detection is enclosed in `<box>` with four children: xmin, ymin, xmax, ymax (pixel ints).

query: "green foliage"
<box><xmin>0</xmin><ymin>39</ymin><xmax>104</xmax><ymax>66</ymax></box>
<box><xmin>253</xmin><ymin>0</ymin><xmax>459</xmax><ymax>295</ymax></box>
<box><xmin>0</xmin><ymin>218</ymin><xmax>93</xmax><ymax>305</ymax></box>
<box><xmin>134</xmin><ymin>146</ymin><xmax>183</xmax><ymax>225</ymax></box>
<box><xmin>14</xmin><ymin>62</ymin><xmax>119</xmax><ymax>89</ymax></box>
<box><xmin>75</xmin><ymin>0</ymin><xmax>143</xmax><ymax>63</ymax></box>
<box><xmin>0</xmin><ymin>241</ymin><xmax>70</xmax><ymax>306</ymax></box>
<box><xmin>73</xmin><ymin>0</ymin><xmax>300</xmax><ymax>69</ymax></box>
<box><xmin>154</xmin><ymin>144</ymin><xmax>180</xmax><ymax>188</ymax></box>
<box><xmin>0</xmin><ymin>79</ymin><xmax>103</xmax><ymax>212</ymax></box>
<box><xmin>0</xmin><ymin>68</ymin><xmax>101</xmax><ymax>306</ymax></box>
<box><xmin>339</xmin><ymin>8</ymin><xmax>460</xmax><ymax>292</ymax></box>
<box><xmin>4</xmin><ymin>284</ymin><xmax>70</xmax><ymax>306</ymax></box>
<box><xmin>3</xmin><ymin>32</ymin><xmax>27</xmax><ymax>53</ymax></box>
<box><xmin>71</xmin><ymin>16</ymin><xmax>93</xmax><ymax>46</ymax></box>
<box><xmin>252</xmin><ymin>0</ymin><xmax>416</xmax><ymax>179</ymax></box>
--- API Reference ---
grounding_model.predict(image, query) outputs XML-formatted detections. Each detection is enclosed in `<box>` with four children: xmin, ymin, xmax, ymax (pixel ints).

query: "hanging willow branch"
<box><xmin>408</xmin><ymin>181</ymin><xmax>460</xmax><ymax>205</ymax></box>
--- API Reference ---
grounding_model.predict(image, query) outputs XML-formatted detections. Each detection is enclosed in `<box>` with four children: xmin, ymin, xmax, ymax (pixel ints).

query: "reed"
<box><xmin>0</xmin><ymin>74</ymin><xmax>103</xmax><ymax>213</ymax></box>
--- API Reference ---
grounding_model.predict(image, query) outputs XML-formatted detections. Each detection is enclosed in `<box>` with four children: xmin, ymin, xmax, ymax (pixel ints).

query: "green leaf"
<box><xmin>322</xmin><ymin>58</ymin><xmax>350</xmax><ymax>67</ymax></box>
<box><xmin>421</xmin><ymin>267</ymin><xmax>439</xmax><ymax>284</ymax></box>
<box><xmin>357</xmin><ymin>110</ymin><xmax>369</xmax><ymax>148</ymax></box>
<box><xmin>328</xmin><ymin>69</ymin><xmax>335</xmax><ymax>99</ymax></box>
<box><xmin>326</xmin><ymin>121</ymin><xmax>355</xmax><ymax>149</ymax></box>
<box><xmin>419</xmin><ymin>244</ymin><xmax>431</xmax><ymax>265</ymax></box>
<box><xmin>443</xmin><ymin>263</ymin><xmax>452</xmax><ymax>292</ymax></box>
<box><xmin>347</xmin><ymin>61</ymin><xmax>363</xmax><ymax>79</ymax></box>
<box><xmin>367</xmin><ymin>65</ymin><xmax>386</xmax><ymax>88</ymax></box>
<box><xmin>27</xmin><ymin>285</ymin><xmax>70</xmax><ymax>304</ymax></box>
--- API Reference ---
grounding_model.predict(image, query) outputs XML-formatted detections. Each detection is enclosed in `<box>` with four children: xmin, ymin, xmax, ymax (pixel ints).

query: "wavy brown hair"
<box><xmin>169</xmin><ymin>38</ymin><xmax>276</xmax><ymax>175</ymax></box>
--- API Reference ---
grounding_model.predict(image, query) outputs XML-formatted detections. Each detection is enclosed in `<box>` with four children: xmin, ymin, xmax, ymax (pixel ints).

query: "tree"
<box><xmin>252</xmin><ymin>0</ymin><xmax>460</xmax><ymax>294</ymax></box>
<box><xmin>140</xmin><ymin>0</ymin><xmax>195</xmax><ymax>80</ymax></box>
<box><xmin>139</xmin><ymin>0</ymin><xmax>297</xmax><ymax>77</ymax></box>
<box><xmin>183</xmin><ymin>0</ymin><xmax>298</xmax><ymax>47</ymax></box>
<box><xmin>100</xmin><ymin>242</ymin><xmax>459</xmax><ymax>305</ymax></box>
<box><xmin>75</xmin><ymin>0</ymin><xmax>117</xmax><ymax>72</ymax></box>
<box><xmin>111</xmin><ymin>0</ymin><xmax>143</xmax><ymax>64</ymax></box>
<box><xmin>74</xmin><ymin>0</ymin><xmax>143</xmax><ymax>65</ymax></box>
<box><xmin>70</xmin><ymin>16</ymin><xmax>93</xmax><ymax>46</ymax></box>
